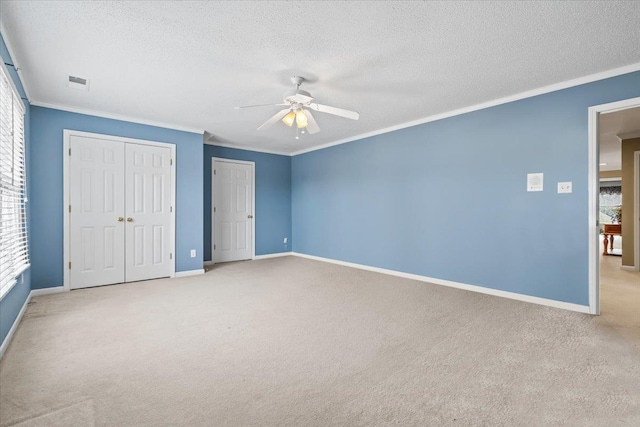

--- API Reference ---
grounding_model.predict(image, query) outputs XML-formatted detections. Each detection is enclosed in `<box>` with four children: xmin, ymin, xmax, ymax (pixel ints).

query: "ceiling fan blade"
<box><xmin>308</xmin><ymin>103</ymin><xmax>359</xmax><ymax>120</ymax></box>
<box><xmin>303</xmin><ymin>110</ymin><xmax>320</xmax><ymax>134</ymax></box>
<box><xmin>234</xmin><ymin>103</ymin><xmax>288</xmax><ymax>110</ymax></box>
<box><xmin>257</xmin><ymin>109</ymin><xmax>291</xmax><ymax>131</ymax></box>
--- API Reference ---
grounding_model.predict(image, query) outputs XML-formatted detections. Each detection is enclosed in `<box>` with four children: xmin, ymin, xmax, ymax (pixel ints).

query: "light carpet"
<box><xmin>1</xmin><ymin>256</ymin><xmax>639</xmax><ymax>426</ymax></box>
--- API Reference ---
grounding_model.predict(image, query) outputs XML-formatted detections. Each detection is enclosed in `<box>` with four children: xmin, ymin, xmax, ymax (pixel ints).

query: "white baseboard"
<box><xmin>2</xmin><ymin>285</ymin><xmax>69</xmax><ymax>358</ymax></box>
<box><xmin>254</xmin><ymin>252</ymin><xmax>292</xmax><ymax>260</ymax></box>
<box><xmin>204</xmin><ymin>253</ymin><xmax>292</xmax><ymax>266</ymax></box>
<box><xmin>0</xmin><ymin>292</ymin><xmax>31</xmax><ymax>359</ymax></box>
<box><xmin>31</xmin><ymin>286</ymin><xmax>65</xmax><ymax>297</ymax></box>
<box><xmin>620</xmin><ymin>265</ymin><xmax>637</xmax><ymax>271</ymax></box>
<box><xmin>175</xmin><ymin>269</ymin><xmax>205</xmax><ymax>278</ymax></box>
<box><xmin>291</xmin><ymin>252</ymin><xmax>591</xmax><ymax>314</ymax></box>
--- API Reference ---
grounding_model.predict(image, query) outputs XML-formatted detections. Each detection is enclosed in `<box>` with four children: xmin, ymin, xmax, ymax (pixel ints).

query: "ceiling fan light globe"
<box><xmin>296</xmin><ymin>110</ymin><xmax>308</xmax><ymax>128</ymax></box>
<box><xmin>282</xmin><ymin>111</ymin><xmax>296</xmax><ymax>127</ymax></box>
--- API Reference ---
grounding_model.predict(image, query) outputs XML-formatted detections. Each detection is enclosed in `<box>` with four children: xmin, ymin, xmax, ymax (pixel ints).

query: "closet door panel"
<box><xmin>69</xmin><ymin>136</ymin><xmax>125</xmax><ymax>289</ymax></box>
<box><xmin>125</xmin><ymin>143</ymin><xmax>172</xmax><ymax>282</ymax></box>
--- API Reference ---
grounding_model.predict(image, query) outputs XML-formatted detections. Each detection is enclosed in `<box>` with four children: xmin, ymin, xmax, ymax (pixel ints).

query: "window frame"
<box><xmin>0</xmin><ymin>58</ymin><xmax>29</xmax><ymax>300</ymax></box>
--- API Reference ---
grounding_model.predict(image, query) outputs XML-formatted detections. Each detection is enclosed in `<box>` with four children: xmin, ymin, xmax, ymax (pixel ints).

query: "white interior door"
<box><xmin>214</xmin><ymin>160</ymin><xmax>253</xmax><ymax>263</ymax></box>
<box><xmin>69</xmin><ymin>136</ymin><xmax>125</xmax><ymax>289</ymax></box>
<box><xmin>125</xmin><ymin>143</ymin><xmax>172</xmax><ymax>282</ymax></box>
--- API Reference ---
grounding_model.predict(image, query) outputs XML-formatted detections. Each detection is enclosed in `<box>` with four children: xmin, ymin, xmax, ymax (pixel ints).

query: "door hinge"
<box><xmin>170</xmin><ymin>206</ymin><xmax>173</xmax><ymax>213</ymax></box>
<box><xmin>69</xmin><ymin>205</ymin><xmax>71</xmax><ymax>213</ymax></box>
<box><xmin>213</xmin><ymin>207</ymin><xmax>216</xmax><ymax>213</ymax></box>
<box><xmin>170</xmin><ymin>253</ymin><xmax>173</xmax><ymax>260</ymax></box>
<box><xmin>69</xmin><ymin>148</ymin><xmax>71</xmax><ymax>156</ymax></box>
<box><xmin>214</xmin><ymin>169</ymin><xmax>216</xmax><ymax>175</ymax></box>
<box><xmin>214</xmin><ymin>244</ymin><xmax>216</xmax><ymax>250</ymax></box>
<box><xmin>170</xmin><ymin>158</ymin><xmax>173</xmax><ymax>165</ymax></box>
<box><xmin>68</xmin><ymin>261</ymin><xmax>71</xmax><ymax>269</ymax></box>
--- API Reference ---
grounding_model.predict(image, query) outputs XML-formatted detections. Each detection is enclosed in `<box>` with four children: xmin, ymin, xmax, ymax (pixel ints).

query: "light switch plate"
<box><xmin>190</xmin><ymin>249</ymin><xmax>196</xmax><ymax>258</ymax></box>
<box><xmin>284</xmin><ymin>237</ymin><xmax>288</xmax><ymax>244</ymax></box>
<box><xmin>558</xmin><ymin>182</ymin><xmax>572</xmax><ymax>193</ymax></box>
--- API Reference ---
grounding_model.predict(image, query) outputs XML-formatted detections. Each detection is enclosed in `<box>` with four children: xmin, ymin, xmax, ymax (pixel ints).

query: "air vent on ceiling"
<box><xmin>68</xmin><ymin>75</ymin><xmax>90</xmax><ymax>91</ymax></box>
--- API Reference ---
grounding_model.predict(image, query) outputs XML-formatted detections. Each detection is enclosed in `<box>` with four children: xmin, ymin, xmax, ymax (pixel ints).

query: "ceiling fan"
<box><xmin>234</xmin><ymin>76</ymin><xmax>359</xmax><ymax>135</ymax></box>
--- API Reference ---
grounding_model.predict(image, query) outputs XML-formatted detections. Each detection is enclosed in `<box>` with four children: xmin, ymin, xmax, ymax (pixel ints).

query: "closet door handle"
<box><xmin>117</xmin><ymin>217</ymin><xmax>124</xmax><ymax>222</ymax></box>
<box><xmin>127</xmin><ymin>217</ymin><xmax>134</xmax><ymax>222</ymax></box>
<box><xmin>248</xmin><ymin>215</ymin><xmax>253</xmax><ymax>219</ymax></box>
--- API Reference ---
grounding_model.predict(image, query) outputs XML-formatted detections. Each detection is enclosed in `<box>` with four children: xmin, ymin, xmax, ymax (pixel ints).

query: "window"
<box><xmin>0</xmin><ymin>62</ymin><xmax>28</xmax><ymax>298</ymax></box>
<box><xmin>599</xmin><ymin>180</ymin><xmax>621</xmax><ymax>229</ymax></box>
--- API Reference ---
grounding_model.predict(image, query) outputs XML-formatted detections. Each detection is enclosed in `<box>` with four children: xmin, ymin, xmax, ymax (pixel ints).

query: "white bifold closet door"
<box><xmin>69</xmin><ymin>135</ymin><xmax>171</xmax><ymax>290</ymax></box>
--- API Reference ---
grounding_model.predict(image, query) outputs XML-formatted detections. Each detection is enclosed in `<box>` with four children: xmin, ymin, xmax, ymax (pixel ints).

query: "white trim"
<box><xmin>4</xmin><ymin>19</ymin><xmax>638</xmax><ymax>161</ymax></box>
<box><xmin>33</xmin><ymin>101</ymin><xmax>203</xmax><ymax>135</ymax></box>
<box><xmin>588</xmin><ymin>97</ymin><xmax>640</xmax><ymax>315</ymax></box>
<box><xmin>0</xmin><ymin>284</ymin><xmax>80</xmax><ymax>359</ymax></box>
<box><xmin>0</xmin><ymin>279</ymin><xmax>18</xmax><ymax>302</ymax></box>
<box><xmin>31</xmin><ymin>286</ymin><xmax>65</xmax><ymax>297</ymax></box>
<box><xmin>588</xmin><ymin>106</ymin><xmax>600</xmax><ymax>315</ymax></box>
<box><xmin>174</xmin><ymin>269</ymin><xmax>205</xmax><ymax>278</ymax></box>
<box><xmin>291</xmin><ymin>252</ymin><xmax>590</xmax><ymax>314</ymax></box>
<box><xmin>0</xmin><ymin>25</ymin><xmax>32</xmax><ymax>101</ymax></box>
<box><xmin>204</xmin><ymin>141</ymin><xmax>290</xmax><ymax>157</ymax></box>
<box><xmin>63</xmin><ymin>131</ymin><xmax>70</xmax><ymax>291</ymax></box>
<box><xmin>211</xmin><ymin>158</ymin><xmax>256</xmax><ymax>265</ymax></box>
<box><xmin>291</xmin><ymin>62</ymin><xmax>640</xmax><ymax>156</ymax></box>
<box><xmin>599</xmin><ymin>177</ymin><xmax>621</xmax><ymax>182</ymax></box>
<box><xmin>253</xmin><ymin>252</ymin><xmax>292</xmax><ymax>260</ymax></box>
<box><xmin>63</xmin><ymin>130</ymin><xmax>177</xmax><ymax>291</ymax></box>
<box><xmin>620</xmin><ymin>265</ymin><xmax>637</xmax><ymax>271</ymax></box>
<box><xmin>617</xmin><ymin>131</ymin><xmax>640</xmax><ymax>141</ymax></box>
<box><xmin>634</xmin><ymin>150</ymin><xmax>640</xmax><ymax>271</ymax></box>
<box><xmin>0</xmin><ymin>291</ymin><xmax>30</xmax><ymax>359</ymax></box>
<box><xmin>0</xmin><ymin>265</ymin><xmax>29</xmax><ymax>302</ymax></box>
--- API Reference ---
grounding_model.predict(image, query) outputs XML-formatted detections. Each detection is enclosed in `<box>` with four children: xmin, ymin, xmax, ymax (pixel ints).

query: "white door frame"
<box><xmin>211</xmin><ymin>157</ymin><xmax>256</xmax><ymax>265</ymax></box>
<box><xmin>63</xmin><ymin>129</ymin><xmax>177</xmax><ymax>291</ymax></box>
<box><xmin>634</xmin><ymin>150</ymin><xmax>640</xmax><ymax>273</ymax></box>
<box><xmin>587</xmin><ymin>96</ymin><xmax>640</xmax><ymax>314</ymax></box>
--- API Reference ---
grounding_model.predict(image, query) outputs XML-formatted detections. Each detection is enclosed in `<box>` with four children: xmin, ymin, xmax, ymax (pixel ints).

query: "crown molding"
<box><xmin>31</xmin><ymin>101</ymin><xmax>204</xmax><ymax>135</ymax></box>
<box><xmin>5</xmin><ymin>13</ymin><xmax>639</xmax><ymax>159</ymax></box>
<box><xmin>290</xmin><ymin>61</ymin><xmax>640</xmax><ymax>156</ymax></box>
<box><xmin>203</xmin><ymin>140</ymin><xmax>290</xmax><ymax>156</ymax></box>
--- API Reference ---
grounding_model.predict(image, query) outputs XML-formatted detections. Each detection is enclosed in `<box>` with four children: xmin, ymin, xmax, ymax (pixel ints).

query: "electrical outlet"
<box><xmin>283</xmin><ymin>237</ymin><xmax>288</xmax><ymax>244</ymax></box>
<box><xmin>557</xmin><ymin>182</ymin><xmax>572</xmax><ymax>194</ymax></box>
<box><xmin>190</xmin><ymin>249</ymin><xmax>196</xmax><ymax>258</ymax></box>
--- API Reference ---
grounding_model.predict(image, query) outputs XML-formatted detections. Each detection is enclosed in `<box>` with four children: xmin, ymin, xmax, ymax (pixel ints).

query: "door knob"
<box><xmin>248</xmin><ymin>215</ymin><xmax>253</xmax><ymax>219</ymax></box>
<box><xmin>127</xmin><ymin>217</ymin><xmax>133</xmax><ymax>222</ymax></box>
<box><xmin>117</xmin><ymin>217</ymin><xmax>124</xmax><ymax>222</ymax></box>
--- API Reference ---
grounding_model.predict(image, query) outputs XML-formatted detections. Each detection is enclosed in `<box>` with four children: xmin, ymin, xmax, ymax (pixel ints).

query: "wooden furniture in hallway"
<box><xmin>602</xmin><ymin>223</ymin><xmax>622</xmax><ymax>255</ymax></box>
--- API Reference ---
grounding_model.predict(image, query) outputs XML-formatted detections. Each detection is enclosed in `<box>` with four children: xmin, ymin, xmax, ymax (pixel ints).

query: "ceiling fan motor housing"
<box><xmin>284</xmin><ymin>89</ymin><xmax>313</xmax><ymax>104</ymax></box>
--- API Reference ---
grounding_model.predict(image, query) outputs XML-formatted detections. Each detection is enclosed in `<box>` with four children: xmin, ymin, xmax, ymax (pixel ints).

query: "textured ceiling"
<box><xmin>2</xmin><ymin>1</ymin><xmax>640</xmax><ymax>154</ymax></box>
<box><xmin>599</xmin><ymin>106</ymin><xmax>640</xmax><ymax>172</ymax></box>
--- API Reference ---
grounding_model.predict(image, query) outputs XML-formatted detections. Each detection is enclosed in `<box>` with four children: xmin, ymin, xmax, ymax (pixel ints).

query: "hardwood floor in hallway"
<box><xmin>598</xmin><ymin>251</ymin><xmax>640</xmax><ymax>349</ymax></box>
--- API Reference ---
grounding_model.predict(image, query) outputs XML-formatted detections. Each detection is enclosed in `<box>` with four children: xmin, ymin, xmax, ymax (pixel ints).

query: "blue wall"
<box><xmin>204</xmin><ymin>145</ymin><xmax>291</xmax><ymax>260</ymax></box>
<box><xmin>0</xmin><ymin>33</ymin><xmax>31</xmax><ymax>347</ymax></box>
<box><xmin>292</xmin><ymin>71</ymin><xmax>640</xmax><ymax>306</ymax></box>
<box><xmin>29</xmin><ymin>106</ymin><xmax>204</xmax><ymax>289</ymax></box>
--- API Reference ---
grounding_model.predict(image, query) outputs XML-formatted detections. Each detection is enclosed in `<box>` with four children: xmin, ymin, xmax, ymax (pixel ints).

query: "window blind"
<box><xmin>0</xmin><ymin>62</ymin><xmax>28</xmax><ymax>298</ymax></box>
